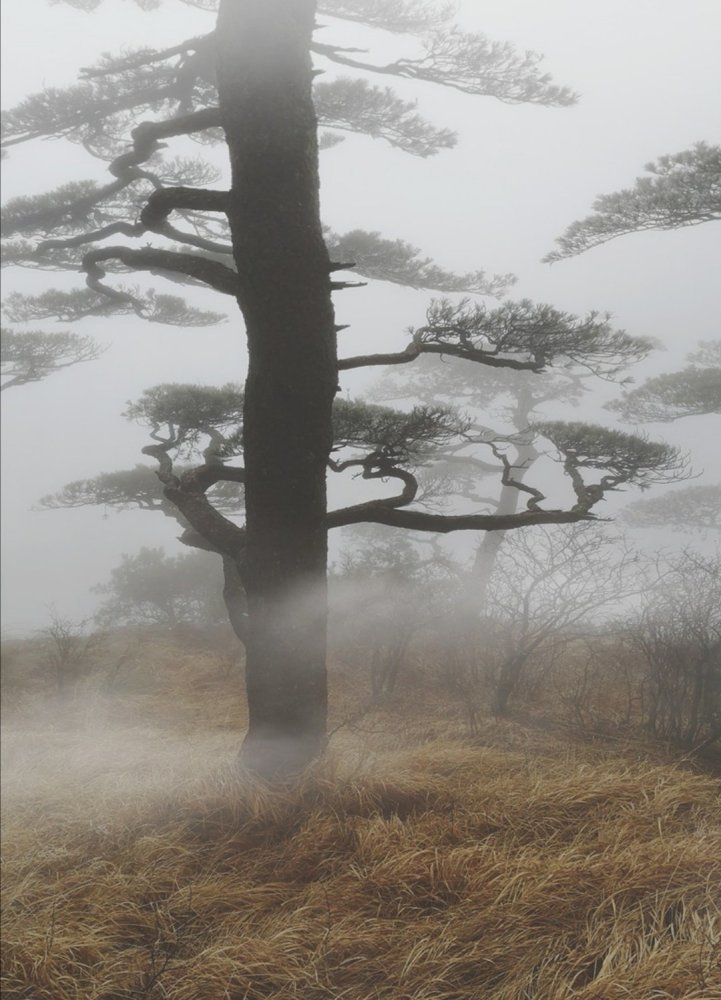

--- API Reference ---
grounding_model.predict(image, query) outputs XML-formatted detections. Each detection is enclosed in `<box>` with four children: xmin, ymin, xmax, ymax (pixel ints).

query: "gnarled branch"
<box><xmin>82</xmin><ymin>245</ymin><xmax>239</xmax><ymax>299</ymax></box>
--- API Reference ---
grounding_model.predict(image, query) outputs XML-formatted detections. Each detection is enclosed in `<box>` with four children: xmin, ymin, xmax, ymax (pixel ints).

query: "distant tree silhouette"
<box><xmin>93</xmin><ymin>547</ymin><xmax>227</xmax><ymax>628</ymax></box>
<box><xmin>545</xmin><ymin>143</ymin><xmax>721</xmax><ymax>262</ymax></box>
<box><xmin>1</xmin><ymin>327</ymin><xmax>102</xmax><ymax>391</ymax></box>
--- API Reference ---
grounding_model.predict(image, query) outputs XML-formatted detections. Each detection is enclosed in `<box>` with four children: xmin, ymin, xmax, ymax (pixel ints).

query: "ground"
<box><xmin>1</xmin><ymin>628</ymin><xmax>719</xmax><ymax>999</ymax></box>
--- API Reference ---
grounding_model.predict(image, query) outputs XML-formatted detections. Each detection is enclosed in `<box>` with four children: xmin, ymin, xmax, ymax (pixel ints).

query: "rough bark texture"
<box><xmin>216</xmin><ymin>0</ymin><xmax>337</xmax><ymax>774</ymax></box>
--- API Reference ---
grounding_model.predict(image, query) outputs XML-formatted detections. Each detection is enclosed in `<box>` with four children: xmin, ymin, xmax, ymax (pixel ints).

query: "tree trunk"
<box><xmin>493</xmin><ymin>652</ymin><xmax>530</xmax><ymax>716</ymax></box>
<box><xmin>472</xmin><ymin>486</ymin><xmax>515</xmax><ymax>609</ymax></box>
<box><xmin>221</xmin><ymin>555</ymin><xmax>249</xmax><ymax>645</ymax></box>
<box><xmin>216</xmin><ymin>0</ymin><xmax>337</xmax><ymax>775</ymax></box>
<box><xmin>472</xmin><ymin>408</ymin><xmax>538</xmax><ymax>614</ymax></box>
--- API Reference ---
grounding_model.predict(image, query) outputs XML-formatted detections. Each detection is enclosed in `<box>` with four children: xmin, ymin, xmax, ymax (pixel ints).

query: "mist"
<box><xmin>2</xmin><ymin>4</ymin><xmax>720</xmax><ymax>994</ymax></box>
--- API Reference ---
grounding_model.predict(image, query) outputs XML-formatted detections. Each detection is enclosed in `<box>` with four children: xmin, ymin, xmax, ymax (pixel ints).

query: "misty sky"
<box><xmin>1</xmin><ymin>0</ymin><xmax>720</xmax><ymax>633</ymax></box>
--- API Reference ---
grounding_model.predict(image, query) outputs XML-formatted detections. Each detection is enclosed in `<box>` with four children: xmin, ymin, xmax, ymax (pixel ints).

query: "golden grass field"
<box><xmin>2</xmin><ymin>630</ymin><xmax>720</xmax><ymax>999</ymax></box>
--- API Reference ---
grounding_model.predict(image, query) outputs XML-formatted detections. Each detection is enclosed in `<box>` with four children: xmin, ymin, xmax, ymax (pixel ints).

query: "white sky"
<box><xmin>2</xmin><ymin>0</ymin><xmax>720</xmax><ymax>632</ymax></box>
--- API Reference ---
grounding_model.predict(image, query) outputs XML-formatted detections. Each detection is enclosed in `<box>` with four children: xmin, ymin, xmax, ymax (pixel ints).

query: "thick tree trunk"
<box><xmin>216</xmin><ymin>0</ymin><xmax>337</xmax><ymax>774</ymax></box>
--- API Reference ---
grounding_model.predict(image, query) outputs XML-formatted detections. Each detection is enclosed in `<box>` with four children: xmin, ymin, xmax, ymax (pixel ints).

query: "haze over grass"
<box><xmin>2</xmin><ymin>632</ymin><xmax>719</xmax><ymax>999</ymax></box>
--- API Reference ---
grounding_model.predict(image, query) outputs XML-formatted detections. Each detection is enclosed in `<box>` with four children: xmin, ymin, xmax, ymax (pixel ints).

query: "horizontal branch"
<box><xmin>80</xmin><ymin>35</ymin><xmax>212</xmax><ymax>80</ymax></box>
<box><xmin>327</xmin><ymin>505</ymin><xmax>594</xmax><ymax>532</ymax></box>
<box><xmin>3</xmin><ymin>179</ymin><xmax>133</xmax><ymax>237</ymax></box>
<box><xmin>2</xmin><ymin>84</ymin><xmax>182</xmax><ymax>148</ymax></box>
<box><xmin>32</xmin><ymin>187</ymin><xmax>231</xmax><ymax>260</ymax></box>
<box><xmin>140</xmin><ymin>186</ymin><xmax>231</xmax><ymax>252</ymax></box>
<box><xmin>178</xmin><ymin>464</ymin><xmax>246</xmax><ymax>493</ymax></box>
<box><xmin>38</xmin><ymin>222</ymin><xmax>144</xmax><ymax>252</ymax></box>
<box><xmin>82</xmin><ymin>245</ymin><xmax>239</xmax><ymax>297</ymax></box>
<box><xmin>339</xmin><ymin>341</ymin><xmax>543</xmax><ymax>372</ymax></box>
<box><xmin>311</xmin><ymin>33</ymin><xmax>576</xmax><ymax>107</ymax></box>
<box><xmin>108</xmin><ymin>107</ymin><xmax>223</xmax><ymax>180</ymax></box>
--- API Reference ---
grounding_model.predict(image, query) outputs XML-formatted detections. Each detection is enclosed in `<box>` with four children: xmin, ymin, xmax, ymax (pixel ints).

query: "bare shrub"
<box><xmin>41</xmin><ymin>610</ymin><xmax>104</xmax><ymax>696</ymax></box>
<box><xmin>632</xmin><ymin>553</ymin><xmax>720</xmax><ymax>747</ymax></box>
<box><xmin>481</xmin><ymin>525</ymin><xmax>643</xmax><ymax>717</ymax></box>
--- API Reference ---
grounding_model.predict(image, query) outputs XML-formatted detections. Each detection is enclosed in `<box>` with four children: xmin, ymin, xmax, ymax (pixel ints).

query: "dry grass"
<box><xmin>2</xmin><ymin>634</ymin><xmax>720</xmax><ymax>999</ymax></box>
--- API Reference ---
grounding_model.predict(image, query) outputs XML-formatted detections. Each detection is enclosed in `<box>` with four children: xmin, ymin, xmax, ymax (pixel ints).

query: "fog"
<box><xmin>2</xmin><ymin>0</ymin><xmax>720</xmax><ymax>633</ymax></box>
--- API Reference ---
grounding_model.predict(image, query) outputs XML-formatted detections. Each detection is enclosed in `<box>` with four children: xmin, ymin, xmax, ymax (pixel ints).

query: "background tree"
<box><xmin>370</xmin><ymin>307</ymin><xmax>654</xmax><ymax>610</ymax></box>
<box><xmin>544</xmin><ymin>142</ymin><xmax>721</xmax><ymax>262</ymax></box>
<box><xmin>93</xmin><ymin>546</ymin><xmax>227</xmax><ymax>629</ymax></box>
<box><xmin>622</xmin><ymin>483</ymin><xmax>721</xmax><ymax>535</ymax></box>
<box><xmin>608</xmin><ymin>340</ymin><xmax>721</xmax><ymax>423</ymax></box>
<box><xmin>44</xmin><ymin>378</ymin><xmax>684</xmax><ymax>611</ymax></box>
<box><xmin>609</xmin><ymin>341</ymin><xmax>720</xmax><ymax>535</ymax></box>
<box><xmin>2</xmin><ymin>0</ymin><xmax>687</xmax><ymax>774</ymax></box>
<box><xmin>1</xmin><ymin>327</ymin><xmax>103</xmax><ymax>391</ymax></box>
<box><xmin>546</xmin><ymin>138</ymin><xmax>720</xmax><ymax>523</ymax></box>
<box><xmin>38</xmin><ymin>386</ymin><xmax>250</xmax><ymax>642</ymax></box>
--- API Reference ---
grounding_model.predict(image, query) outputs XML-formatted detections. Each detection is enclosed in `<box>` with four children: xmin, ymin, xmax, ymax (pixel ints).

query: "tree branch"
<box><xmin>311</xmin><ymin>31</ymin><xmax>577</xmax><ymax>107</ymax></box>
<box><xmin>339</xmin><ymin>340</ymin><xmax>543</xmax><ymax>372</ymax></box>
<box><xmin>81</xmin><ymin>245</ymin><xmax>239</xmax><ymax>298</ymax></box>
<box><xmin>488</xmin><ymin>442</ymin><xmax>546</xmax><ymax>512</ymax></box>
<box><xmin>109</xmin><ymin>108</ymin><xmax>222</xmax><ymax>179</ymax></box>
<box><xmin>177</xmin><ymin>464</ymin><xmax>246</xmax><ymax>493</ymax></box>
<box><xmin>327</xmin><ymin>505</ymin><xmax>593</xmax><ymax>532</ymax></box>
<box><xmin>139</xmin><ymin>186</ymin><xmax>232</xmax><ymax>254</ymax></box>
<box><xmin>141</xmin><ymin>442</ymin><xmax>246</xmax><ymax>558</ymax></box>
<box><xmin>80</xmin><ymin>35</ymin><xmax>212</xmax><ymax>80</ymax></box>
<box><xmin>329</xmin><ymin>457</ymin><xmax>419</xmax><ymax>514</ymax></box>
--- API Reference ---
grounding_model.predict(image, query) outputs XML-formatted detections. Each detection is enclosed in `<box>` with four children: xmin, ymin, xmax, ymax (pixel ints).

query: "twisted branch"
<box><xmin>82</xmin><ymin>245</ymin><xmax>239</xmax><ymax>298</ymax></box>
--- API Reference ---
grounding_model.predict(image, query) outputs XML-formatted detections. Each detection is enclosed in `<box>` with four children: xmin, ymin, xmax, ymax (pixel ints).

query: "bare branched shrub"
<box><xmin>631</xmin><ymin>553</ymin><xmax>720</xmax><ymax>747</ymax></box>
<box><xmin>41</xmin><ymin>610</ymin><xmax>104</xmax><ymax>696</ymax></box>
<box><xmin>562</xmin><ymin>554</ymin><xmax>721</xmax><ymax>750</ymax></box>
<box><xmin>482</xmin><ymin>525</ymin><xmax>644</xmax><ymax>717</ymax></box>
<box><xmin>563</xmin><ymin>633</ymin><xmax>645</xmax><ymax>734</ymax></box>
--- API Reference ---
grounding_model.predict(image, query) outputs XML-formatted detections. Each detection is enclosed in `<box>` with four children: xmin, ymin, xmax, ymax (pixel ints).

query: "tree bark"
<box><xmin>216</xmin><ymin>0</ymin><xmax>337</xmax><ymax>775</ymax></box>
<box><xmin>221</xmin><ymin>555</ymin><xmax>249</xmax><ymax>646</ymax></box>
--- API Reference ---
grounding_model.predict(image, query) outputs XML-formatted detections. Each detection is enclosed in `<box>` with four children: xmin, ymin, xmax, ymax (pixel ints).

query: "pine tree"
<box><xmin>2</xmin><ymin>0</ymin><xmax>685</xmax><ymax>774</ymax></box>
<box><xmin>544</xmin><ymin>142</ymin><xmax>721</xmax><ymax>262</ymax></box>
<box><xmin>1</xmin><ymin>327</ymin><xmax>103</xmax><ymax>391</ymax></box>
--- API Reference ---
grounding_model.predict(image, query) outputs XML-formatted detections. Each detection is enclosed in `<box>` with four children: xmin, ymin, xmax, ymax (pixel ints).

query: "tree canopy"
<box><xmin>1</xmin><ymin>326</ymin><xmax>103</xmax><ymax>391</ymax></box>
<box><xmin>93</xmin><ymin>546</ymin><xmax>226</xmax><ymax>628</ymax></box>
<box><xmin>609</xmin><ymin>341</ymin><xmax>721</xmax><ymax>423</ymax></box>
<box><xmin>545</xmin><ymin>142</ymin><xmax>721</xmax><ymax>262</ymax></box>
<box><xmin>622</xmin><ymin>484</ymin><xmax>721</xmax><ymax>534</ymax></box>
